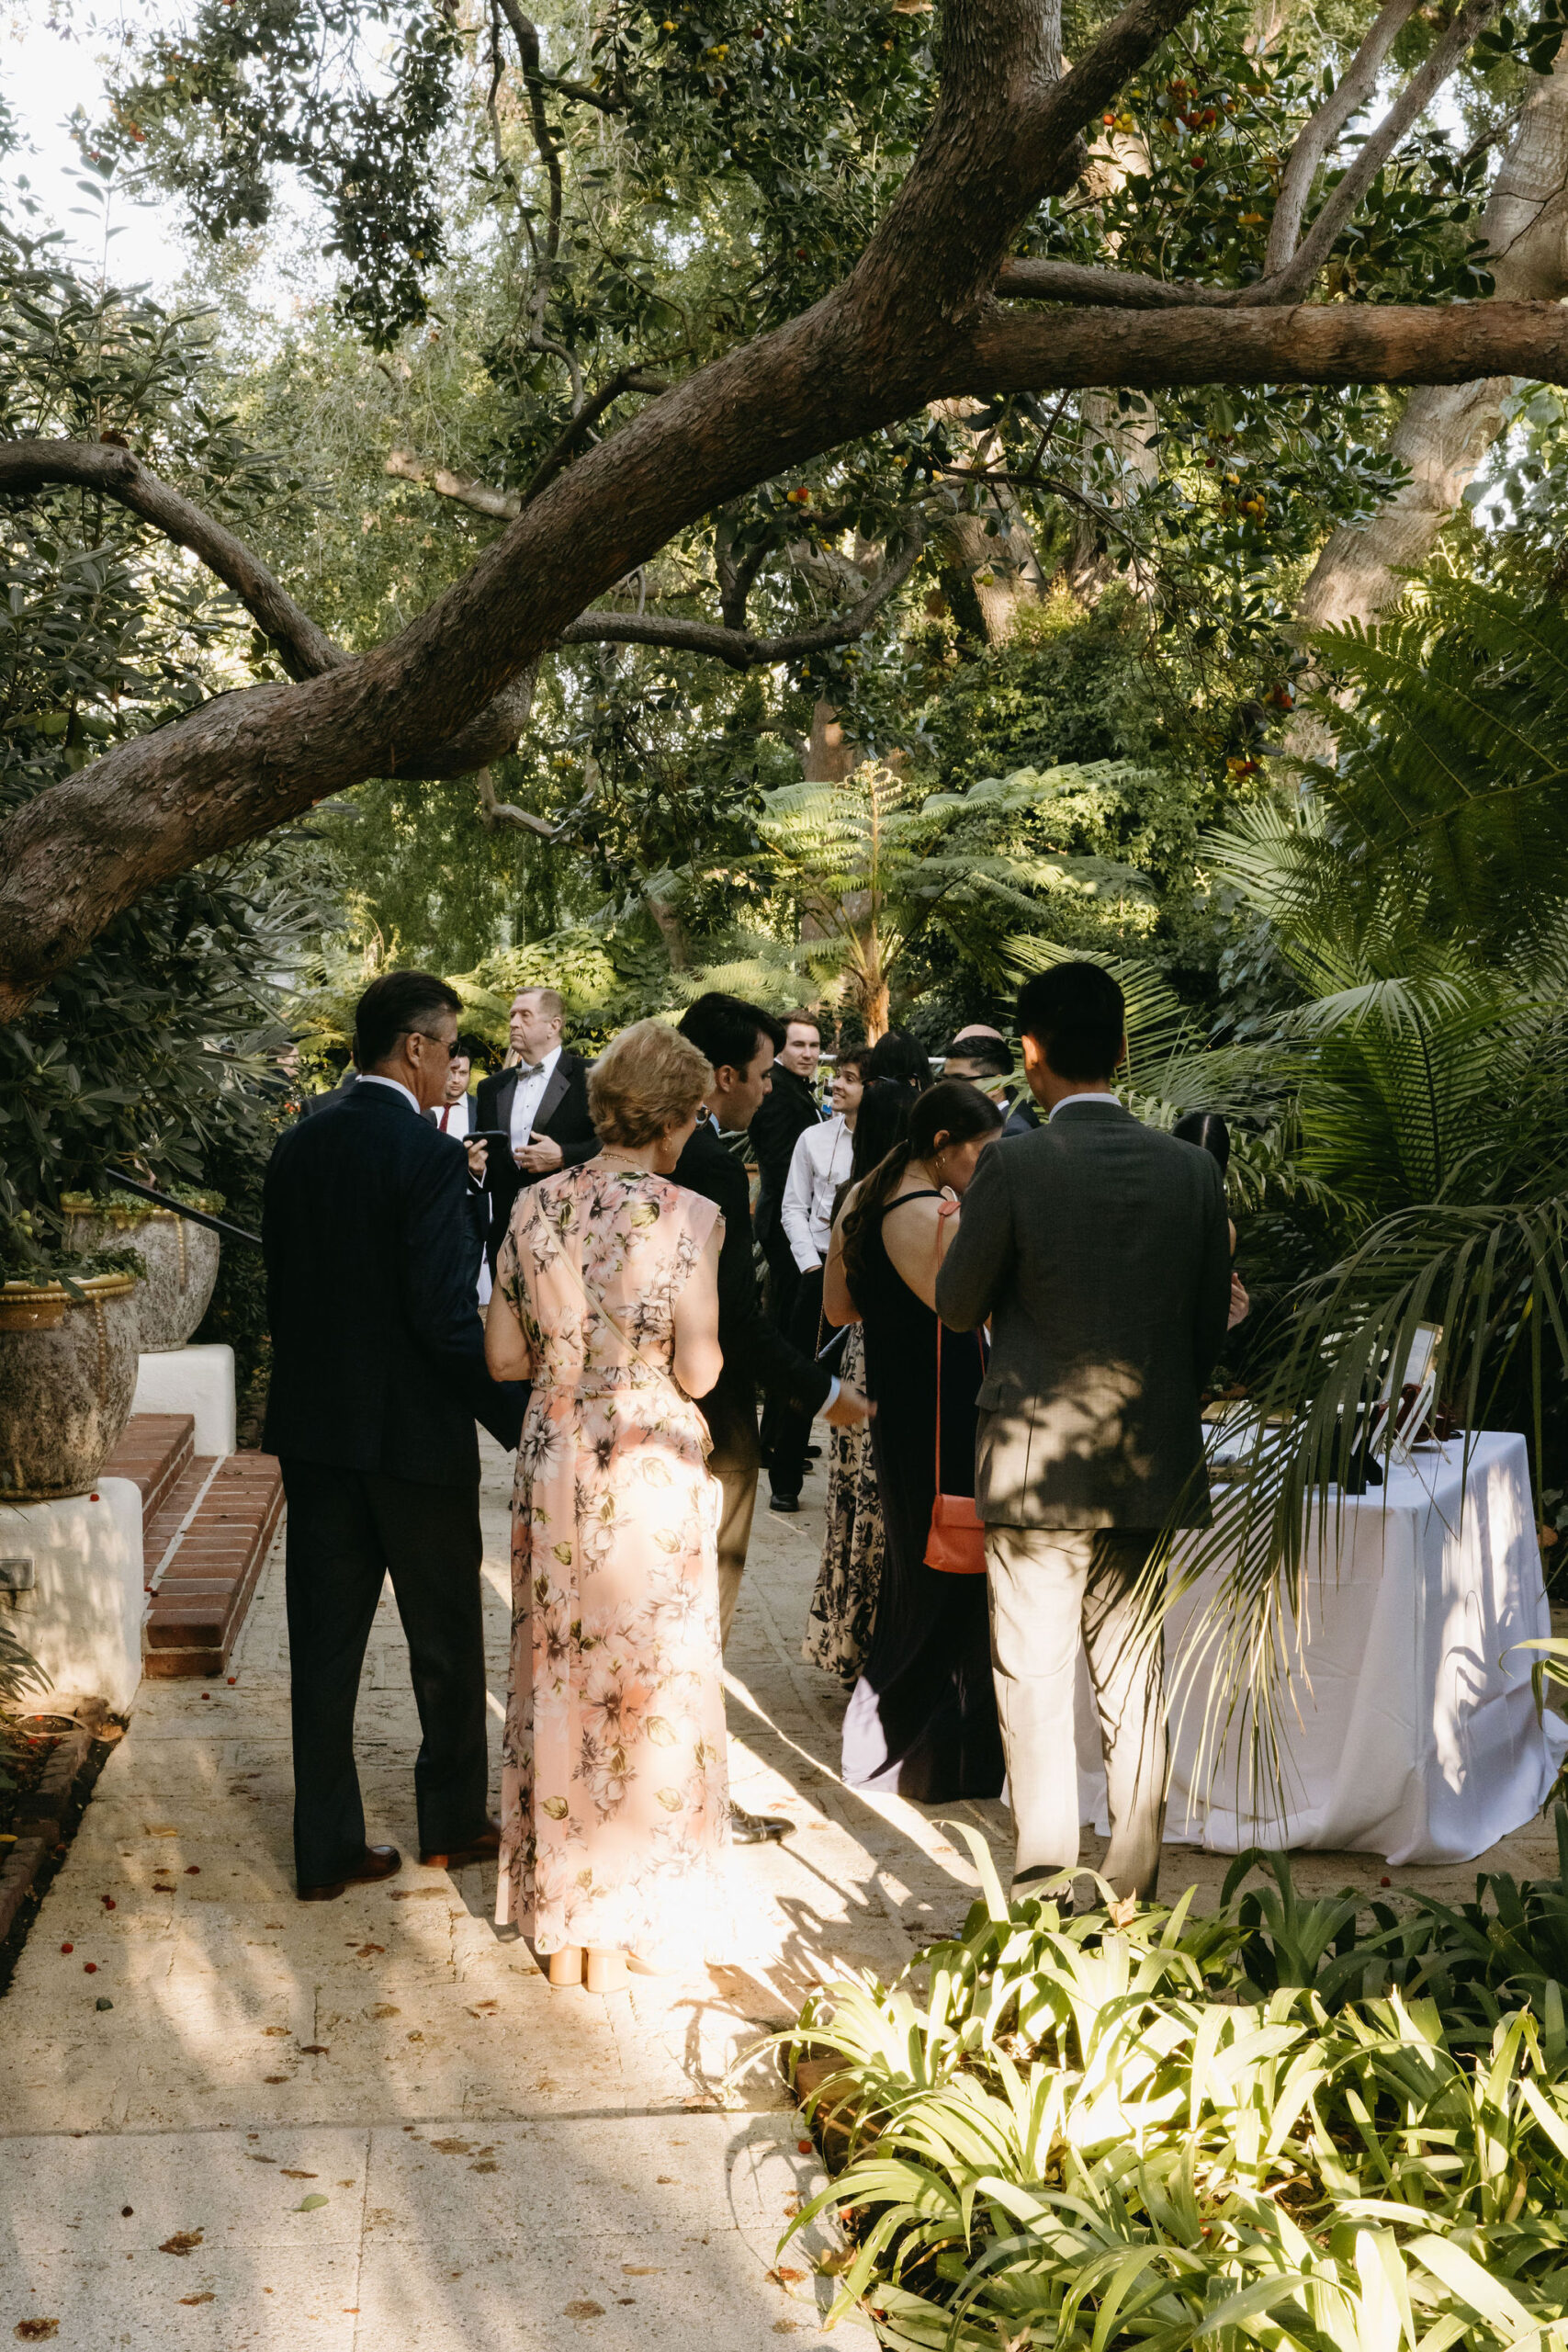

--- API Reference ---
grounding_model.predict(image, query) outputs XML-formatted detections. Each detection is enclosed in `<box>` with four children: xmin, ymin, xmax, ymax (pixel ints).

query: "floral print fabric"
<box><xmin>803</xmin><ymin>1322</ymin><xmax>884</xmax><ymax>1681</ymax></box>
<box><xmin>493</xmin><ymin>1160</ymin><xmax>729</xmax><ymax>1958</ymax></box>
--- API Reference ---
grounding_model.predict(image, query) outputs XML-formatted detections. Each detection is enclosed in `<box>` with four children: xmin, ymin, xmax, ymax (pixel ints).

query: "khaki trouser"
<box><xmin>984</xmin><ymin>1525</ymin><xmax>1167</xmax><ymax>1903</ymax></box>
<box><xmin>714</xmin><ymin>1452</ymin><xmax>760</xmax><ymax>1652</ymax></box>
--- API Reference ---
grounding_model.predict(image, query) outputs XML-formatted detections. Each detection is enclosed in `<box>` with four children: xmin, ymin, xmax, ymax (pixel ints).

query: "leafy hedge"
<box><xmin>787</xmin><ymin>1828</ymin><xmax>1568</xmax><ymax>2351</ymax></box>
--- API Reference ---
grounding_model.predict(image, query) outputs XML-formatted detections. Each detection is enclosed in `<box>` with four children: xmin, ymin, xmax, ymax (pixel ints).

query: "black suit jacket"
<box><xmin>750</xmin><ymin>1065</ymin><xmax>820</xmax><ymax>1250</ymax></box>
<box><xmin>476</xmin><ymin>1051</ymin><xmax>598</xmax><ymax>1271</ymax></box>
<box><xmin>262</xmin><ymin>1081</ymin><xmax>526</xmax><ymax>1483</ymax></box>
<box><xmin>672</xmin><ymin>1116</ymin><xmax>832</xmax><ymax>1470</ymax></box>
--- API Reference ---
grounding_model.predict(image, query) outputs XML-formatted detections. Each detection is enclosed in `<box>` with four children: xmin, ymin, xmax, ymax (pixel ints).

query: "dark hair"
<box><xmin>835</xmin><ymin>1043</ymin><xmax>874</xmax><ymax>1081</ymax></box>
<box><xmin>1173</xmin><ymin>1109</ymin><xmax>1231</xmax><ymax>1173</ymax></box>
<box><xmin>354</xmin><ymin>970</ymin><xmax>463</xmax><ymax>1069</ymax></box>
<box><xmin>849</xmin><ymin>1077</ymin><xmax>912</xmax><ymax>1185</ymax></box>
<box><xmin>455</xmin><ymin>1031</ymin><xmax>491</xmax><ymax>1069</ymax></box>
<box><xmin>943</xmin><ymin>1035</ymin><xmax>1012</xmax><ymax>1080</ymax></box>
<box><xmin>1016</xmin><ymin>962</ymin><xmax>1125</xmax><ymax>1082</ymax></box>
<box><xmin>677</xmin><ymin>991</ymin><xmax>784</xmax><ymax>1078</ymax></box>
<box><xmin>840</xmin><ymin>1079</ymin><xmax>1003</xmax><ymax>1296</ymax></box>
<box><xmin>781</xmin><ymin>1007</ymin><xmax>822</xmax><ymax>1042</ymax></box>
<box><xmin>863</xmin><ymin>1027</ymin><xmax>932</xmax><ymax>1091</ymax></box>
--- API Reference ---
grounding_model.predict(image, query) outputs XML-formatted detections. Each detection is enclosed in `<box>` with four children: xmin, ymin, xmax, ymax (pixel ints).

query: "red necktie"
<box><xmin>439</xmin><ymin>1106</ymin><xmax>450</xmax><ymax>1132</ymax></box>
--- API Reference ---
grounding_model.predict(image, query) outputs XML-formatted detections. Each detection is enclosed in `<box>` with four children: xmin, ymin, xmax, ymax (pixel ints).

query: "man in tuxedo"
<box><xmin>475</xmin><ymin>986</ymin><xmax>596</xmax><ymax>1272</ymax></box>
<box><xmin>264</xmin><ymin>970</ymin><xmax>527</xmax><ymax>1901</ymax></box>
<box><xmin>673</xmin><ymin>993</ymin><xmax>872</xmax><ymax>1841</ymax></box>
<box><xmin>935</xmin><ymin>962</ymin><xmax>1231</xmax><ymax>1905</ymax></box>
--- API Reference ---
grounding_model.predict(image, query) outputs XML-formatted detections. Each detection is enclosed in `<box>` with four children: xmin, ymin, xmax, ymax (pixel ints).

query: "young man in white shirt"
<box><xmin>768</xmin><ymin>1045</ymin><xmax>871</xmax><ymax>1510</ymax></box>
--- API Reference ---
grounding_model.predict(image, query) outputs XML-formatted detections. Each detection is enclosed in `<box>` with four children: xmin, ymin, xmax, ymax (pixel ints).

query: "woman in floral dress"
<box><xmin>484</xmin><ymin>1020</ymin><xmax>727</xmax><ymax>1992</ymax></box>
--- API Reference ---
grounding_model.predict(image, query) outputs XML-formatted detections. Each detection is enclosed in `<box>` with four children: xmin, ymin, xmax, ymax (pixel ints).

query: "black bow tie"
<box><xmin>517</xmin><ymin>1062</ymin><xmax>546</xmax><ymax>1078</ymax></box>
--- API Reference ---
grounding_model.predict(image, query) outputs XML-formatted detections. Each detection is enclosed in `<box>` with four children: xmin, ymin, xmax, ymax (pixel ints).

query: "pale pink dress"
<box><xmin>492</xmin><ymin>1160</ymin><xmax>730</xmax><ymax>1958</ymax></box>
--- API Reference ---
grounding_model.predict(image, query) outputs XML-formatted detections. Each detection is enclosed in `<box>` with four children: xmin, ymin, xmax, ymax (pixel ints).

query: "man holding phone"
<box><xmin>474</xmin><ymin>986</ymin><xmax>597</xmax><ymax>1271</ymax></box>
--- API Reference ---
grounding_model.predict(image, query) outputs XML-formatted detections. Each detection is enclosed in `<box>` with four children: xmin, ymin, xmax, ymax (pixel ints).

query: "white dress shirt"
<box><xmin>508</xmin><ymin>1045</ymin><xmax>562</xmax><ymax>1151</ymax></box>
<box><xmin>780</xmin><ymin>1114</ymin><xmax>854</xmax><ymax>1272</ymax></box>
<box><xmin>357</xmin><ymin>1073</ymin><xmax>420</xmax><ymax>1115</ymax></box>
<box><xmin>434</xmin><ymin>1091</ymin><xmax>473</xmax><ymax>1139</ymax></box>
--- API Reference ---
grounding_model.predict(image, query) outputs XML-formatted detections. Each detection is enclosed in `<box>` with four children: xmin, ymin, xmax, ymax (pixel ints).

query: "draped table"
<box><xmin>1147</xmin><ymin>1430</ymin><xmax>1566</xmax><ymax>1866</ymax></box>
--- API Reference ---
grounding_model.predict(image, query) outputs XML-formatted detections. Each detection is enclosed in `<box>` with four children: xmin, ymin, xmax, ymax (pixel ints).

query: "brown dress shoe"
<box><xmin>420</xmin><ymin>1816</ymin><xmax>502</xmax><ymax>1870</ymax></box>
<box><xmin>297</xmin><ymin>1843</ymin><xmax>401</xmax><ymax>1903</ymax></box>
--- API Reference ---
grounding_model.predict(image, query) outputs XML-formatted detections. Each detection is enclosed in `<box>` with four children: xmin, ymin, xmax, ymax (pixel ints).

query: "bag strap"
<box><xmin>929</xmin><ymin>1198</ymin><xmax>986</xmax><ymax>1497</ymax></box>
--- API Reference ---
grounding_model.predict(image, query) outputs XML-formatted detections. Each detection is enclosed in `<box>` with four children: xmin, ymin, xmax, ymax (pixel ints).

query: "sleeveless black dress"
<box><xmin>840</xmin><ymin>1191</ymin><xmax>1005</xmax><ymax>1802</ymax></box>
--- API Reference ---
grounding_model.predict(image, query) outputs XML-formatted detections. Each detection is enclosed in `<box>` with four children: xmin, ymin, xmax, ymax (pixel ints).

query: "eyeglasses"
<box><xmin>402</xmin><ymin>1029</ymin><xmax>463</xmax><ymax>1059</ymax></box>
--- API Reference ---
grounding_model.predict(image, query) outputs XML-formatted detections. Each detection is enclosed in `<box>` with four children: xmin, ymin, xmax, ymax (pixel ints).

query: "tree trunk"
<box><xmin>804</xmin><ymin>699</ymin><xmax>859</xmax><ymax>782</ymax></box>
<box><xmin>1295</xmin><ymin>54</ymin><xmax>1568</xmax><ymax>634</ymax></box>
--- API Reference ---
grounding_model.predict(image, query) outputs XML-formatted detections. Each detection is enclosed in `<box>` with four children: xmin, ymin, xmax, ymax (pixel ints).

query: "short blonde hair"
<box><xmin>589</xmin><ymin>1019</ymin><xmax>713</xmax><ymax>1148</ymax></box>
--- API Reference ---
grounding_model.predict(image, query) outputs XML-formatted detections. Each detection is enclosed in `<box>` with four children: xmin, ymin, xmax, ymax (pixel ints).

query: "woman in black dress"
<box><xmin>823</xmin><ymin>1080</ymin><xmax>1007</xmax><ymax>1802</ymax></box>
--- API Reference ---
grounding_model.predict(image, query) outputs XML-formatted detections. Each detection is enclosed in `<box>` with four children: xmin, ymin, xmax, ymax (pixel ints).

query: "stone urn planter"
<box><xmin>0</xmin><ymin>1272</ymin><xmax>142</xmax><ymax>1501</ymax></box>
<box><xmin>61</xmin><ymin>1193</ymin><xmax>220</xmax><ymax>1352</ymax></box>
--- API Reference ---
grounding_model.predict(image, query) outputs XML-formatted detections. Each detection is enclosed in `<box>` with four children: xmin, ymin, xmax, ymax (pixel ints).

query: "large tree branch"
<box><xmin>33</xmin><ymin>0</ymin><xmax>1529</xmax><ymax>1017</ymax></box>
<box><xmin>0</xmin><ymin>440</ymin><xmax>346</xmax><ymax>681</ymax></box>
<box><xmin>963</xmin><ymin>295</ymin><xmax>1568</xmax><ymax>389</ymax></box>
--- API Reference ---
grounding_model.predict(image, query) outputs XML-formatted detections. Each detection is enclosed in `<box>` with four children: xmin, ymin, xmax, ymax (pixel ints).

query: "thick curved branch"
<box><xmin>1244</xmin><ymin>0</ymin><xmax>1506</xmax><ymax>305</ymax></box>
<box><xmin>1265</xmin><ymin>0</ymin><xmax>1423</xmax><ymax>275</ymax></box>
<box><xmin>0</xmin><ymin>440</ymin><xmax>345</xmax><ymax>681</ymax></box>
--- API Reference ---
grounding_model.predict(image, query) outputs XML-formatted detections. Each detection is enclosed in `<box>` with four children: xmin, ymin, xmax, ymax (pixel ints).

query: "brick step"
<box><xmin>142</xmin><ymin>1453</ymin><xmax>284</xmax><ymax>1679</ymax></box>
<box><xmin>142</xmin><ymin>1453</ymin><xmax>220</xmax><ymax>1584</ymax></box>
<box><xmin>100</xmin><ymin>1413</ymin><xmax>195</xmax><ymax>1538</ymax></box>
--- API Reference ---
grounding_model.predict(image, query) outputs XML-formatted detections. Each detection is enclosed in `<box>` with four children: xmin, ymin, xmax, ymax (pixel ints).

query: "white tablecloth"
<box><xmin>1159</xmin><ymin>1430</ymin><xmax>1566</xmax><ymax>1866</ymax></box>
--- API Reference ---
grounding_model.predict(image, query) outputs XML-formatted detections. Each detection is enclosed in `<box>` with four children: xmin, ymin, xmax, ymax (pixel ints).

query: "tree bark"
<box><xmin>1294</xmin><ymin>55</ymin><xmax>1568</xmax><ymax>635</ymax></box>
<box><xmin>4</xmin><ymin>0</ymin><xmax>1568</xmax><ymax>1014</ymax></box>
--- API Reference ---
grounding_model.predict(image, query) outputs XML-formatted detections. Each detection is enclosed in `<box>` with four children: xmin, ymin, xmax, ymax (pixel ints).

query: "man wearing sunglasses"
<box><xmin>264</xmin><ymin>970</ymin><xmax>527</xmax><ymax>1904</ymax></box>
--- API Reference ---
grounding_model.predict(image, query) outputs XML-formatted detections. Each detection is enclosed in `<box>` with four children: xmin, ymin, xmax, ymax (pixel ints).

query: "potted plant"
<box><xmin>60</xmin><ymin>1186</ymin><xmax>222</xmax><ymax>1352</ymax></box>
<box><xmin>0</xmin><ymin>1211</ymin><xmax>145</xmax><ymax>1502</ymax></box>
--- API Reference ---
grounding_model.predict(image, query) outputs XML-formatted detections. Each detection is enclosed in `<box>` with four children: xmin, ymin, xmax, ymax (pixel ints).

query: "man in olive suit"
<box><xmin>936</xmin><ymin>962</ymin><xmax>1231</xmax><ymax>1904</ymax></box>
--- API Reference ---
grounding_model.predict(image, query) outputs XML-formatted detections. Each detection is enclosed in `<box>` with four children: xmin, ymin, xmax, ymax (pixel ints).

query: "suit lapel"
<box><xmin>534</xmin><ymin>1053</ymin><xmax>572</xmax><ymax>1134</ymax></box>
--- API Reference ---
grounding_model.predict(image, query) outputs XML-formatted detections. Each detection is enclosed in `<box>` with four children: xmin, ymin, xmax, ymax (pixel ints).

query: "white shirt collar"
<box><xmin>513</xmin><ymin>1044</ymin><xmax>561</xmax><ymax>1082</ymax></box>
<box><xmin>357</xmin><ymin>1073</ymin><xmax>421</xmax><ymax>1116</ymax></box>
<box><xmin>1048</xmin><ymin>1090</ymin><xmax>1121</xmax><ymax>1122</ymax></box>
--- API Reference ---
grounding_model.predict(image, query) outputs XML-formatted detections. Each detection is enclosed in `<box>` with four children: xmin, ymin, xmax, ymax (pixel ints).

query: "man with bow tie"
<box><xmin>474</xmin><ymin>986</ymin><xmax>597</xmax><ymax>1272</ymax></box>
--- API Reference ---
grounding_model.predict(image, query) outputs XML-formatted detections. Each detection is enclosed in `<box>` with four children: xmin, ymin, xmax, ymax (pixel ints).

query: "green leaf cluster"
<box><xmin>785</xmin><ymin>1826</ymin><xmax>1568</xmax><ymax>2352</ymax></box>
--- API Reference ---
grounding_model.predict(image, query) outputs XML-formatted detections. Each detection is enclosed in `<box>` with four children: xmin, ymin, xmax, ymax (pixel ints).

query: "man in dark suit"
<box><xmin>936</xmin><ymin>962</ymin><xmax>1231</xmax><ymax>1905</ymax></box>
<box><xmin>673</xmin><ymin>994</ymin><xmax>871</xmax><ymax>1841</ymax></box>
<box><xmin>474</xmin><ymin>985</ymin><xmax>596</xmax><ymax>1272</ymax></box>
<box><xmin>264</xmin><ymin>970</ymin><xmax>527</xmax><ymax>1901</ymax></box>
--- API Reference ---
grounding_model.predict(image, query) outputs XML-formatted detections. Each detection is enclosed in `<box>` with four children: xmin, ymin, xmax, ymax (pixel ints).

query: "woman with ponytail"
<box><xmin>822</xmin><ymin>1080</ymin><xmax>1006</xmax><ymax>1800</ymax></box>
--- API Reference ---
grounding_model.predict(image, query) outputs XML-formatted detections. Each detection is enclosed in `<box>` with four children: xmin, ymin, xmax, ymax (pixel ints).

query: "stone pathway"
<box><xmin>3</xmin><ymin>1433</ymin><xmax>1565</xmax><ymax>2349</ymax></box>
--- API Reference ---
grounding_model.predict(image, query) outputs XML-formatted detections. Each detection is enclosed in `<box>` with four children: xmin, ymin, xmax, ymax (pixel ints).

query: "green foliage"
<box><xmin>0</xmin><ymin>159</ymin><xmax>331</xmax><ymax>1290</ymax></box>
<box><xmin>1292</xmin><ymin>579</ymin><xmax>1568</xmax><ymax>948</ymax></box>
<box><xmin>709</xmin><ymin>760</ymin><xmax>1154</xmax><ymax>1033</ymax></box>
<box><xmin>785</xmin><ymin>1827</ymin><xmax>1568</xmax><ymax>2352</ymax></box>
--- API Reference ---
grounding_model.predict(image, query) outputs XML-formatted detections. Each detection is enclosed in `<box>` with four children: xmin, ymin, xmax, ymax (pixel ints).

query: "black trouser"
<box><xmin>280</xmin><ymin>1459</ymin><xmax>489</xmax><ymax>1889</ymax></box>
<box><xmin>765</xmin><ymin>1266</ymin><xmax>829</xmax><ymax>1501</ymax></box>
<box><xmin>758</xmin><ymin>1228</ymin><xmax>804</xmax><ymax>1468</ymax></box>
